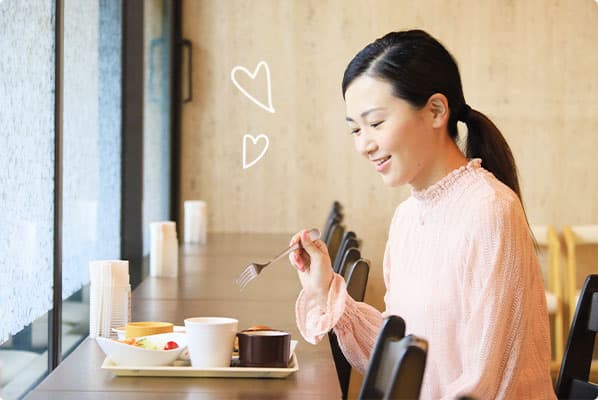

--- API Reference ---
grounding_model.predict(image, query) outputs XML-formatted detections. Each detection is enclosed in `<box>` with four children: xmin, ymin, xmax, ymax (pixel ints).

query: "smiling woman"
<box><xmin>291</xmin><ymin>29</ymin><xmax>556</xmax><ymax>400</ymax></box>
<box><xmin>344</xmin><ymin>77</ymin><xmax>468</xmax><ymax>190</ymax></box>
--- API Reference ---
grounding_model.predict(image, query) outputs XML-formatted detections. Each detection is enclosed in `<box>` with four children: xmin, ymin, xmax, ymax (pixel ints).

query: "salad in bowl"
<box><xmin>96</xmin><ymin>332</ymin><xmax>187</xmax><ymax>366</ymax></box>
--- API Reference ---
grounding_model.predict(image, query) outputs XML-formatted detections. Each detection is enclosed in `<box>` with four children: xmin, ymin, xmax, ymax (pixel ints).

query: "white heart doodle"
<box><xmin>242</xmin><ymin>134</ymin><xmax>270</xmax><ymax>169</ymax></box>
<box><xmin>231</xmin><ymin>61</ymin><xmax>275</xmax><ymax>114</ymax></box>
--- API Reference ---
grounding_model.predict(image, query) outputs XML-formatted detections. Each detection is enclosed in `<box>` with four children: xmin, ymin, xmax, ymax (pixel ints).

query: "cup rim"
<box><xmin>237</xmin><ymin>330</ymin><xmax>289</xmax><ymax>337</ymax></box>
<box><xmin>184</xmin><ymin>317</ymin><xmax>238</xmax><ymax>325</ymax></box>
<box><xmin>184</xmin><ymin>200</ymin><xmax>206</xmax><ymax>206</ymax></box>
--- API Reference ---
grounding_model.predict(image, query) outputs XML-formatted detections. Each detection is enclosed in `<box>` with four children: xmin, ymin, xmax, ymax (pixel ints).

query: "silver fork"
<box><xmin>236</xmin><ymin>228</ymin><xmax>320</xmax><ymax>290</ymax></box>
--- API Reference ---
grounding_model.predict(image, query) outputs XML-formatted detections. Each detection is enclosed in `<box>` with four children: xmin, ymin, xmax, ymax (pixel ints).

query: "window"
<box><xmin>0</xmin><ymin>1</ymin><xmax>55</xmax><ymax>398</ymax></box>
<box><xmin>61</xmin><ymin>0</ymin><xmax>121</xmax><ymax>358</ymax></box>
<box><xmin>143</xmin><ymin>0</ymin><xmax>172</xmax><ymax>257</ymax></box>
<box><xmin>0</xmin><ymin>0</ymin><xmax>174</xmax><ymax>397</ymax></box>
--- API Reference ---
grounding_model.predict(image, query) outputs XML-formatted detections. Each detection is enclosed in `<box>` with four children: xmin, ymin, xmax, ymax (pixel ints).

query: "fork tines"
<box><xmin>236</xmin><ymin>264</ymin><xmax>259</xmax><ymax>290</ymax></box>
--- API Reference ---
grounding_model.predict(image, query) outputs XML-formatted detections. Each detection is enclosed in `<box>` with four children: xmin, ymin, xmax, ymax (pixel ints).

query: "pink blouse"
<box><xmin>296</xmin><ymin>159</ymin><xmax>556</xmax><ymax>399</ymax></box>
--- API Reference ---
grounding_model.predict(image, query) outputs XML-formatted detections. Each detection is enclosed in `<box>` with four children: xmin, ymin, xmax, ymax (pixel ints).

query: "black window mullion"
<box><xmin>169</xmin><ymin>0</ymin><xmax>182</xmax><ymax>224</ymax></box>
<box><xmin>50</xmin><ymin>0</ymin><xmax>64</xmax><ymax>371</ymax></box>
<box><xmin>122</xmin><ymin>0</ymin><xmax>144</xmax><ymax>288</ymax></box>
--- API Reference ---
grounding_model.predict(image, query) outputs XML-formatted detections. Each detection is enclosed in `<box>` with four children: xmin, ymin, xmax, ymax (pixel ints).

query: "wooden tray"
<box><xmin>101</xmin><ymin>353</ymin><xmax>299</xmax><ymax>378</ymax></box>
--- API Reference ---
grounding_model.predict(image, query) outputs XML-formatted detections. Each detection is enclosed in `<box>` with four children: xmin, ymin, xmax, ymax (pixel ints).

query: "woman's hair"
<box><xmin>341</xmin><ymin>29</ymin><xmax>521</xmax><ymax>199</ymax></box>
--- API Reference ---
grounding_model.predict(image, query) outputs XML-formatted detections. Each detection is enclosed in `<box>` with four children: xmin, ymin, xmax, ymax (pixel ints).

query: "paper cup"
<box><xmin>183</xmin><ymin>200</ymin><xmax>207</xmax><ymax>244</ymax></box>
<box><xmin>150</xmin><ymin>222</ymin><xmax>178</xmax><ymax>277</ymax></box>
<box><xmin>184</xmin><ymin>317</ymin><xmax>238</xmax><ymax>368</ymax></box>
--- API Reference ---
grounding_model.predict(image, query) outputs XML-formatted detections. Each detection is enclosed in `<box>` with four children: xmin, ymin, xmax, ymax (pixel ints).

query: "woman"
<box><xmin>290</xmin><ymin>30</ymin><xmax>555</xmax><ymax>399</ymax></box>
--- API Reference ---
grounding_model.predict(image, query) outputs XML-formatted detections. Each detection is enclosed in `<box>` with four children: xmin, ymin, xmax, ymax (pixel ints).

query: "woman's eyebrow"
<box><xmin>345</xmin><ymin>107</ymin><xmax>386</xmax><ymax>122</ymax></box>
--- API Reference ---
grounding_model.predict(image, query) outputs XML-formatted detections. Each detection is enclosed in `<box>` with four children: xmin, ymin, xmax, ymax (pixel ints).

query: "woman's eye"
<box><xmin>370</xmin><ymin>121</ymin><xmax>383</xmax><ymax>128</ymax></box>
<box><xmin>350</xmin><ymin>128</ymin><xmax>361</xmax><ymax>135</ymax></box>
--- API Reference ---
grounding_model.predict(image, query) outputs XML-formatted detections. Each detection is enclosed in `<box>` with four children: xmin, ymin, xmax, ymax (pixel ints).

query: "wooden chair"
<box><xmin>563</xmin><ymin>226</ymin><xmax>598</xmax><ymax>321</ymax></box>
<box><xmin>359</xmin><ymin>316</ymin><xmax>428</xmax><ymax>400</ymax></box>
<box><xmin>555</xmin><ymin>274</ymin><xmax>598</xmax><ymax>399</ymax></box>
<box><xmin>329</xmin><ymin>257</ymin><xmax>370</xmax><ymax>399</ymax></box>
<box><xmin>531</xmin><ymin>225</ymin><xmax>565</xmax><ymax>369</ymax></box>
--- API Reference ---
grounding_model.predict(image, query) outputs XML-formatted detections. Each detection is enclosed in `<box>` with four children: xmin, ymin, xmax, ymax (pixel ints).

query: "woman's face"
<box><xmin>344</xmin><ymin>75</ymin><xmax>435</xmax><ymax>188</ymax></box>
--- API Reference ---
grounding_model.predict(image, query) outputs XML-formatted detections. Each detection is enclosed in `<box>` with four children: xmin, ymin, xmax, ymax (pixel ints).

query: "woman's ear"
<box><xmin>427</xmin><ymin>93</ymin><xmax>449</xmax><ymax>128</ymax></box>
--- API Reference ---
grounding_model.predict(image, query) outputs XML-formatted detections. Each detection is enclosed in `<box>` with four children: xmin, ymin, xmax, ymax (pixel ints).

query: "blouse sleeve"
<box><xmin>295</xmin><ymin>239</ymin><xmax>394</xmax><ymax>374</ymax></box>
<box><xmin>440</xmin><ymin>196</ymin><xmax>552</xmax><ymax>399</ymax></box>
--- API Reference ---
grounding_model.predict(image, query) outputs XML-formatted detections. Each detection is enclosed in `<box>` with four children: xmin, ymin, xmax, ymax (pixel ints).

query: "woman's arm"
<box><xmin>295</xmin><ymin>273</ymin><xmax>383</xmax><ymax>373</ymax></box>
<box><xmin>293</xmin><ymin>231</ymin><xmax>394</xmax><ymax>373</ymax></box>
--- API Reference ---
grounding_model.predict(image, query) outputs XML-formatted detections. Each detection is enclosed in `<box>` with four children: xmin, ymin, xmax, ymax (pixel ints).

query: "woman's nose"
<box><xmin>355</xmin><ymin>133</ymin><xmax>378</xmax><ymax>157</ymax></box>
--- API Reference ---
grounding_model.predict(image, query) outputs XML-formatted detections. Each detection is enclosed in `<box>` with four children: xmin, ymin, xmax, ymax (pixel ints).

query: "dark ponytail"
<box><xmin>342</xmin><ymin>30</ymin><xmax>522</xmax><ymax>199</ymax></box>
<box><xmin>462</xmin><ymin>109</ymin><xmax>520</xmax><ymax>197</ymax></box>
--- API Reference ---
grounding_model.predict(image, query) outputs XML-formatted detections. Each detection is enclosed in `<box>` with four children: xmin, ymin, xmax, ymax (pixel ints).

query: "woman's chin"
<box><xmin>381</xmin><ymin>174</ymin><xmax>404</xmax><ymax>188</ymax></box>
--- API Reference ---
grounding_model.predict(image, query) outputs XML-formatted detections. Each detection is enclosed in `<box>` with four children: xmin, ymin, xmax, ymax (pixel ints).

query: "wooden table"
<box><xmin>27</xmin><ymin>233</ymin><xmax>342</xmax><ymax>399</ymax></box>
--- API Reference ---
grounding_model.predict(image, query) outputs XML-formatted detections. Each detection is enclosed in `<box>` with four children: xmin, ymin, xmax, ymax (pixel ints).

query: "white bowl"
<box><xmin>96</xmin><ymin>332</ymin><xmax>187</xmax><ymax>366</ymax></box>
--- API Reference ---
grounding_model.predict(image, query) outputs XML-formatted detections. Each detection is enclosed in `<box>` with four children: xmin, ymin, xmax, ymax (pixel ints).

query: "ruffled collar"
<box><xmin>412</xmin><ymin>158</ymin><xmax>482</xmax><ymax>204</ymax></box>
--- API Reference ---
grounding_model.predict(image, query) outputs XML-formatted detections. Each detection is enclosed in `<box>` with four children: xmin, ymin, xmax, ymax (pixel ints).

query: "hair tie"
<box><xmin>458</xmin><ymin>104</ymin><xmax>472</xmax><ymax>122</ymax></box>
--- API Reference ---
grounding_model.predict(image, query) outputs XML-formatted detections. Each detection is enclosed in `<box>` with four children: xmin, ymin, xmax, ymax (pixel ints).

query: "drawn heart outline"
<box><xmin>231</xmin><ymin>61</ymin><xmax>275</xmax><ymax>114</ymax></box>
<box><xmin>242</xmin><ymin>134</ymin><xmax>270</xmax><ymax>169</ymax></box>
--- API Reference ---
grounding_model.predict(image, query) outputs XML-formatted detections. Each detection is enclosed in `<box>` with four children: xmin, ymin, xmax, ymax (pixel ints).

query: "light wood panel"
<box><xmin>180</xmin><ymin>0</ymin><xmax>598</xmax><ymax>317</ymax></box>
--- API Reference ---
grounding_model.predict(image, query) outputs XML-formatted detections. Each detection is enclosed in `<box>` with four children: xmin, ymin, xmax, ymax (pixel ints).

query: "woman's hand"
<box><xmin>289</xmin><ymin>229</ymin><xmax>334</xmax><ymax>308</ymax></box>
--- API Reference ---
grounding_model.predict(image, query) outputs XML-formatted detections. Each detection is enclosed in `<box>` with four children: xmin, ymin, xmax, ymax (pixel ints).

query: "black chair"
<box><xmin>346</xmin><ymin>258</ymin><xmax>370</xmax><ymax>304</ymax></box>
<box><xmin>329</xmin><ymin>332</ymin><xmax>352</xmax><ymax>400</ymax></box>
<box><xmin>326</xmin><ymin>223</ymin><xmax>345</xmax><ymax>268</ymax></box>
<box><xmin>323</xmin><ymin>214</ymin><xmax>342</xmax><ymax>245</ymax></box>
<box><xmin>329</xmin><ymin>257</ymin><xmax>370</xmax><ymax>399</ymax></box>
<box><xmin>337</xmin><ymin>247</ymin><xmax>361</xmax><ymax>278</ymax></box>
<box><xmin>359</xmin><ymin>316</ymin><xmax>427</xmax><ymax>400</ymax></box>
<box><xmin>322</xmin><ymin>202</ymin><xmax>343</xmax><ymax>243</ymax></box>
<box><xmin>333</xmin><ymin>231</ymin><xmax>359</xmax><ymax>273</ymax></box>
<box><xmin>331</xmin><ymin>200</ymin><xmax>343</xmax><ymax>215</ymax></box>
<box><xmin>556</xmin><ymin>274</ymin><xmax>598</xmax><ymax>399</ymax></box>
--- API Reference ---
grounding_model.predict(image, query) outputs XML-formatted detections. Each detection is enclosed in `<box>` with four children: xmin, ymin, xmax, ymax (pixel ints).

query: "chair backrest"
<box><xmin>530</xmin><ymin>224</ymin><xmax>564</xmax><ymax>363</ymax></box>
<box><xmin>332</xmin><ymin>231</ymin><xmax>357</xmax><ymax>271</ymax></box>
<box><xmin>556</xmin><ymin>274</ymin><xmax>598</xmax><ymax>399</ymax></box>
<box><xmin>326</xmin><ymin>223</ymin><xmax>345</xmax><ymax>268</ymax></box>
<box><xmin>331</xmin><ymin>200</ymin><xmax>343</xmax><ymax>215</ymax></box>
<box><xmin>323</xmin><ymin>214</ymin><xmax>342</xmax><ymax>246</ymax></box>
<box><xmin>563</xmin><ymin>225</ymin><xmax>598</xmax><ymax>320</ymax></box>
<box><xmin>359</xmin><ymin>316</ymin><xmax>428</xmax><ymax>400</ymax></box>
<box><xmin>328</xmin><ymin>254</ymin><xmax>368</xmax><ymax>399</ymax></box>
<box><xmin>322</xmin><ymin>202</ymin><xmax>343</xmax><ymax>243</ymax></box>
<box><xmin>334</xmin><ymin>239</ymin><xmax>361</xmax><ymax>280</ymax></box>
<box><xmin>346</xmin><ymin>258</ymin><xmax>370</xmax><ymax>303</ymax></box>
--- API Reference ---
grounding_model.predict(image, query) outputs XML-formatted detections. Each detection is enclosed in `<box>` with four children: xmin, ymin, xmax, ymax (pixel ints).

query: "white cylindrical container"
<box><xmin>150</xmin><ymin>221</ymin><xmax>179</xmax><ymax>277</ymax></box>
<box><xmin>89</xmin><ymin>260</ymin><xmax>130</xmax><ymax>338</ymax></box>
<box><xmin>184</xmin><ymin>200</ymin><xmax>207</xmax><ymax>244</ymax></box>
<box><xmin>109</xmin><ymin>284</ymin><xmax>131</xmax><ymax>338</ymax></box>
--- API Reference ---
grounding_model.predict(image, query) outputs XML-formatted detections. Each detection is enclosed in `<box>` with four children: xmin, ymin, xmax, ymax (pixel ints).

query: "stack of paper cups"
<box><xmin>89</xmin><ymin>260</ymin><xmax>131</xmax><ymax>339</ymax></box>
<box><xmin>150</xmin><ymin>221</ymin><xmax>178</xmax><ymax>277</ymax></box>
<box><xmin>184</xmin><ymin>200</ymin><xmax>207</xmax><ymax>244</ymax></box>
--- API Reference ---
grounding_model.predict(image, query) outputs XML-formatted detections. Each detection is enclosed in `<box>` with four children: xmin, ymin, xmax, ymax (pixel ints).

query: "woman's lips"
<box><xmin>374</xmin><ymin>156</ymin><xmax>391</xmax><ymax>173</ymax></box>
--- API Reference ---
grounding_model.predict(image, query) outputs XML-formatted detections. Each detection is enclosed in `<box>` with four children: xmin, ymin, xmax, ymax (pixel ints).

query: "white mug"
<box><xmin>184</xmin><ymin>317</ymin><xmax>238</xmax><ymax>368</ymax></box>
